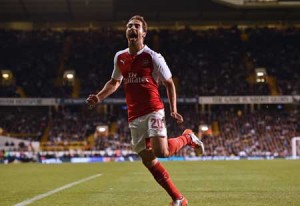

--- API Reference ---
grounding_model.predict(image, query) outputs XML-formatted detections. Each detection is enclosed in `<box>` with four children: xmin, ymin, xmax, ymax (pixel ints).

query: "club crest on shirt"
<box><xmin>142</xmin><ymin>59</ymin><xmax>150</xmax><ymax>67</ymax></box>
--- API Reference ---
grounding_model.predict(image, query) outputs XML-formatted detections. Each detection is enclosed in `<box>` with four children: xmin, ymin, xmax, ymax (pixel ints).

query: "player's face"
<box><xmin>126</xmin><ymin>19</ymin><xmax>146</xmax><ymax>45</ymax></box>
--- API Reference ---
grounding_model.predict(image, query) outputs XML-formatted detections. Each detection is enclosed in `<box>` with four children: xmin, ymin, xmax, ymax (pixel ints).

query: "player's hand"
<box><xmin>86</xmin><ymin>94</ymin><xmax>99</xmax><ymax>109</ymax></box>
<box><xmin>171</xmin><ymin>112</ymin><xmax>184</xmax><ymax>124</ymax></box>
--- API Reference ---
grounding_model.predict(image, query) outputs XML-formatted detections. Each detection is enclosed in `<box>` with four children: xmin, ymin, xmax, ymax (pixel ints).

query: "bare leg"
<box><xmin>151</xmin><ymin>135</ymin><xmax>191</xmax><ymax>158</ymax></box>
<box><xmin>139</xmin><ymin>148</ymin><xmax>158</xmax><ymax>168</ymax></box>
<box><xmin>151</xmin><ymin>136</ymin><xmax>170</xmax><ymax>158</ymax></box>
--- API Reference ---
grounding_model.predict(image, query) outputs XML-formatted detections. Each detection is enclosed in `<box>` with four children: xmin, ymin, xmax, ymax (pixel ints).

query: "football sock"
<box><xmin>148</xmin><ymin>161</ymin><xmax>182</xmax><ymax>200</ymax></box>
<box><xmin>167</xmin><ymin>135</ymin><xmax>191</xmax><ymax>156</ymax></box>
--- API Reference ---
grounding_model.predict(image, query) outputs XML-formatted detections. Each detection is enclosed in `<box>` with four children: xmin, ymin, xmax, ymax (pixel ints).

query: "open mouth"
<box><xmin>128</xmin><ymin>32</ymin><xmax>138</xmax><ymax>40</ymax></box>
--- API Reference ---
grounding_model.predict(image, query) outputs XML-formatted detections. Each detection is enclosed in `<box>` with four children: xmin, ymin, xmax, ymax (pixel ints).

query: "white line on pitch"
<box><xmin>14</xmin><ymin>174</ymin><xmax>102</xmax><ymax>206</ymax></box>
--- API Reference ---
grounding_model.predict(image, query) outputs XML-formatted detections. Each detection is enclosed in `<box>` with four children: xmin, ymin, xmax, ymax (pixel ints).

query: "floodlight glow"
<box><xmin>256</xmin><ymin>78</ymin><xmax>265</xmax><ymax>83</ymax></box>
<box><xmin>200</xmin><ymin>125</ymin><xmax>209</xmax><ymax>131</ymax></box>
<box><xmin>63</xmin><ymin>70</ymin><xmax>76</xmax><ymax>81</ymax></box>
<box><xmin>2</xmin><ymin>73</ymin><xmax>9</xmax><ymax>79</ymax></box>
<box><xmin>66</xmin><ymin>73</ymin><xmax>74</xmax><ymax>79</ymax></box>
<box><xmin>97</xmin><ymin>126</ymin><xmax>107</xmax><ymax>133</ymax></box>
<box><xmin>257</xmin><ymin>72</ymin><xmax>264</xmax><ymax>76</ymax></box>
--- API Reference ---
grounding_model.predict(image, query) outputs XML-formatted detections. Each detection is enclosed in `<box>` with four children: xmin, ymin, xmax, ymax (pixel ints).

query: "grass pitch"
<box><xmin>0</xmin><ymin>160</ymin><xmax>300</xmax><ymax>206</ymax></box>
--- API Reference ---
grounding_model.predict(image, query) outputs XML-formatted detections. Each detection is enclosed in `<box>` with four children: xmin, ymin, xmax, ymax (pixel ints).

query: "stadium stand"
<box><xmin>1</xmin><ymin>27</ymin><xmax>299</xmax><ymax>98</ymax></box>
<box><xmin>1</xmin><ymin>24</ymin><xmax>300</xmax><ymax>163</ymax></box>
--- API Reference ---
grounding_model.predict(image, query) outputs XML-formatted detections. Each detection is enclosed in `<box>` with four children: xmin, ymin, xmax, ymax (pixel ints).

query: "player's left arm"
<box><xmin>162</xmin><ymin>78</ymin><xmax>184</xmax><ymax>124</ymax></box>
<box><xmin>152</xmin><ymin>51</ymin><xmax>184</xmax><ymax>124</ymax></box>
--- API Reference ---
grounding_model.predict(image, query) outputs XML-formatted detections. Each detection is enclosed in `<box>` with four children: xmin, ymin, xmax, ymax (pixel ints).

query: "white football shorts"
<box><xmin>129</xmin><ymin>109</ymin><xmax>167</xmax><ymax>154</ymax></box>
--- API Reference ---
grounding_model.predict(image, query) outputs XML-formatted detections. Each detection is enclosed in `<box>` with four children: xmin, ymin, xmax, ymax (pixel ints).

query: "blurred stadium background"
<box><xmin>1</xmin><ymin>1</ymin><xmax>300</xmax><ymax>206</ymax></box>
<box><xmin>0</xmin><ymin>0</ymin><xmax>300</xmax><ymax>163</ymax></box>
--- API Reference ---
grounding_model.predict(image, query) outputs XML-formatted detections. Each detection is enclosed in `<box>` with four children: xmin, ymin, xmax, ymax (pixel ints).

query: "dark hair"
<box><xmin>128</xmin><ymin>15</ymin><xmax>148</xmax><ymax>33</ymax></box>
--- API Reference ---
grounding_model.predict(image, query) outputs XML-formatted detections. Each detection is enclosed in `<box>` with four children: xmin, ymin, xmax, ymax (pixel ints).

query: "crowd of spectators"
<box><xmin>1</xmin><ymin>26</ymin><xmax>299</xmax><ymax>97</ymax></box>
<box><xmin>0</xmin><ymin>106</ymin><xmax>48</xmax><ymax>140</ymax></box>
<box><xmin>1</xmin><ymin>104</ymin><xmax>299</xmax><ymax>161</ymax></box>
<box><xmin>203</xmin><ymin>107</ymin><xmax>299</xmax><ymax>157</ymax></box>
<box><xmin>0</xmin><ymin>30</ymin><xmax>65</xmax><ymax>97</ymax></box>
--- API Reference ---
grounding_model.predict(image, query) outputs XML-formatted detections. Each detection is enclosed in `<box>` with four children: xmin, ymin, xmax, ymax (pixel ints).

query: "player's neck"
<box><xmin>128</xmin><ymin>43</ymin><xmax>145</xmax><ymax>55</ymax></box>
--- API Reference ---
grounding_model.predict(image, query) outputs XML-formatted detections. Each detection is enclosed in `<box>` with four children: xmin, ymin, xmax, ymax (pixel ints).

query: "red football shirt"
<box><xmin>112</xmin><ymin>46</ymin><xmax>172</xmax><ymax>122</ymax></box>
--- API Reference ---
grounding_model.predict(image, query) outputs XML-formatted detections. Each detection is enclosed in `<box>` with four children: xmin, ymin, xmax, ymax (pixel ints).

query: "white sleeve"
<box><xmin>111</xmin><ymin>53</ymin><xmax>123</xmax><ymax>80</ymax></box>
<box><xmin>152</xmin><ymin>53</ymin><xmax>172</xmax><ymax>81</ymax></box>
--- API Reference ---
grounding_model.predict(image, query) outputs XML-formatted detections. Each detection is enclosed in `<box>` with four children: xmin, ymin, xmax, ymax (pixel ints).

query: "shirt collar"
<box><xmin>128</xmin><ymin>45</ymin><xmax>147</xmax><ymax>55</ymax></box>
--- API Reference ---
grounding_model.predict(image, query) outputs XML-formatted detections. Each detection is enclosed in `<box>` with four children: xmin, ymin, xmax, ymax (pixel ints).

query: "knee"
<box><xmin>153</xmin><ymin>150</ymin><xmax>169</xmax><ymax>158</ymax></box>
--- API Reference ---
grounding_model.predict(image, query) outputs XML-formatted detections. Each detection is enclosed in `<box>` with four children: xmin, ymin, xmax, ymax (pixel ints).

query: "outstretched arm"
<box><xmin>86</xmin><ymin>78</ymin><xmax>121</xmax><ymax>107</ymax></box>
<box><xmin>162</xmin><ymin>77</ymin><xmax>183</xmax><ymax>124</ymax></box>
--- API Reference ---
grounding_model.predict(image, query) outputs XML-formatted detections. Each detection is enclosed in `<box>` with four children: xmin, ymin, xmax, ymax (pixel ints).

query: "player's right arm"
<box><xmin>86</xmin><ymin>78</ymin><xmax>121</xmax><ymax>106</ymax></box>
<box><xmin>86</xmin><ymin>52</ymin><xmax>123</xmax><ymax>107</ymax></box>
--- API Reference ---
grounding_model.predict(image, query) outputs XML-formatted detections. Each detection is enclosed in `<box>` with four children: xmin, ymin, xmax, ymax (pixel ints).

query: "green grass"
<box><xmin>0</xmin><ymin>160</ymin><xmax>300</xmax><ymax>206</ymax></box>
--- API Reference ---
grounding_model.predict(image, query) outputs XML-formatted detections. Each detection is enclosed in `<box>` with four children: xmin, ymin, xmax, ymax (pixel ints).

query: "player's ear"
<box><xmin>142</xmin><ymin>32</ymin><xmax>146</xmax><ymax>38</ymax></box>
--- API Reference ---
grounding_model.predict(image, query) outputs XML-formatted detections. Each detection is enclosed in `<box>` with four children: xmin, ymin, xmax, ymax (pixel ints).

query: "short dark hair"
<box><xmin>128</xmin><ymin>15</ymin><xmax>148</xmax><ymax>33</ymax></box>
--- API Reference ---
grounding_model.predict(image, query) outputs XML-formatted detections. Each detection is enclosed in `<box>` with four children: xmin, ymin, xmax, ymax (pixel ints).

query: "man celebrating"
<box><xmin>86</xmin><ymin>15</ymin><xmax>204</xmax><ymax>206</ymax></box>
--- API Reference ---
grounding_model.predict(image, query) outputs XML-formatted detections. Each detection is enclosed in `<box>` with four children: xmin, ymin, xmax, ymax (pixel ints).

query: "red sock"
<box><xmin>148</xmin><ymin>161</ymin><xmax>182</xmax><ymax>200</ymax></box>
<box><xmin>168</xmin><ymin>135</ymin><xmax>191</xmax><ymax>156</ymax></box>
